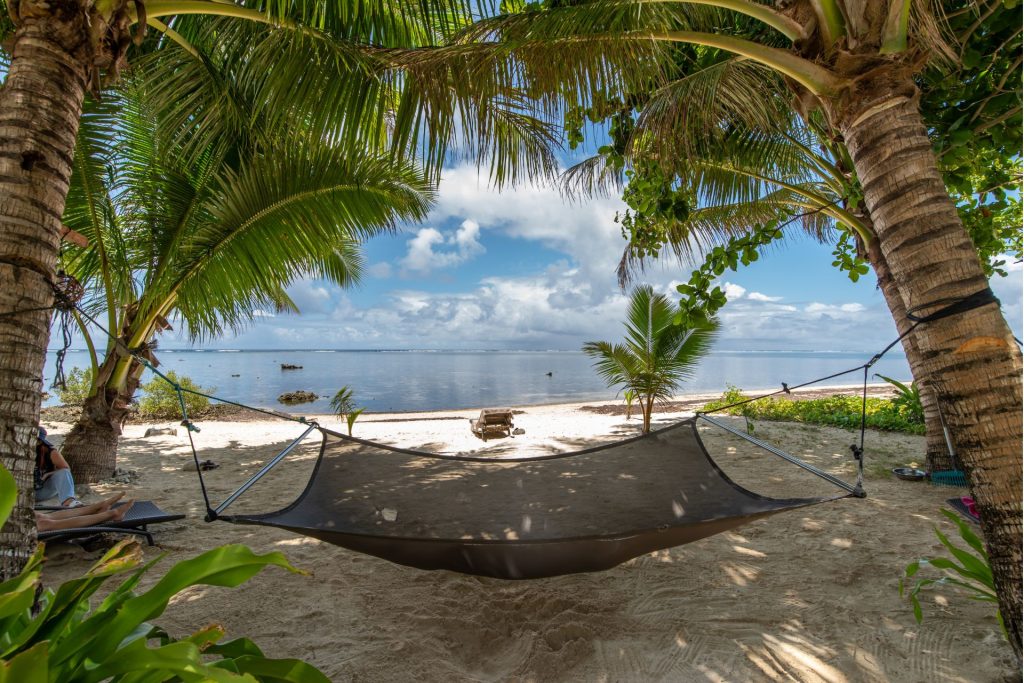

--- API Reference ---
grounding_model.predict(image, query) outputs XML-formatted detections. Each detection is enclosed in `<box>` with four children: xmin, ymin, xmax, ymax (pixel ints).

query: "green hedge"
<box><xmin>701</xmin><ymin>386</ymin><xmax>925</xmax><ymax>435</ymax></box>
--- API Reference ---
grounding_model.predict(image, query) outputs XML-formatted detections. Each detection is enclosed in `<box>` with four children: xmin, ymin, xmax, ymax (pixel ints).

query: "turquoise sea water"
<box><xmin>43</xmin><ymin>349</ymin><xmax>912</xmax><ymax>414</ymax></box>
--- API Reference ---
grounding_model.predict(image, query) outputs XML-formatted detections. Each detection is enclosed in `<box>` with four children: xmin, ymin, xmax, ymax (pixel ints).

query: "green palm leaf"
<box><xmin>583</xmin><ymin>285</ymin><xmax>716</xmax><ymax>432</ymax></box>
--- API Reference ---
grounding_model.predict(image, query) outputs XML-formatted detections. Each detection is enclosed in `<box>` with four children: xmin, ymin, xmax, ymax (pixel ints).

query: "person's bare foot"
<box><xmin>109</xmin><ymin>499</ymin><xmax>134</xmax><ymax>522</ymax></box>
<box><xmin>97</xmin><ymin>493</ymin><xmax>125</xmax><ymax>512</ymax></box>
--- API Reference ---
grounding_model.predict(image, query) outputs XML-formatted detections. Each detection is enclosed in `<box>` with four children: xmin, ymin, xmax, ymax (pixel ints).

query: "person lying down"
<box><xmin>35</xmin><ymin>493</ymin><xmax>134</xmax><ymax>532</ymax></box>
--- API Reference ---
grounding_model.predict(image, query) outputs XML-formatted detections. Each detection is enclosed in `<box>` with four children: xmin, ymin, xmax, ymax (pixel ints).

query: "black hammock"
<box><xmin>208</xmin><ymin>415</ymin><xmax>862</xmax><ymax>580</ymax></box>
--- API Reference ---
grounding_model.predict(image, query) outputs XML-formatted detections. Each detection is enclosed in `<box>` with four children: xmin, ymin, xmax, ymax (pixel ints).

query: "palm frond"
<box><xmin>584</xmin><ymin>285</ymin><xmax>716</xmax><ymax>414</ymax></box>
<box><xmin>166</xmin><ymin>148</ymin><xmax>433</xmax><ymax>339</ymax></box>
<box><xmin>635</xmin><ymin>55</ymin><xmax>790</xmax><ymax>164</ymax></box>
<box><xmin>561</xmin><ymin>153</ymin><xmax>626</xmax><ymax>199</ymax></box>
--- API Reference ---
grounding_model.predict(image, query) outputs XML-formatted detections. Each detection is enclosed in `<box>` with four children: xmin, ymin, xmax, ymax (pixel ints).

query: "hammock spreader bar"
<box><xmin>209</xmin><ymin>423</ymin><xmax>319</xmax><ymax>520</ymax></box>
<box><xmin>697</xmin><ymin>414</ymin><xmax>865</xmax><ymax>497</ymax></box>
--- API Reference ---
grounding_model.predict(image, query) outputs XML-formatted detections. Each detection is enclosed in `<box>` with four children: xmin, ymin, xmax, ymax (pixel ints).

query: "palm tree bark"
<box><xmin>840</xmin><ymin>83</ymin><xmax>1023</xmax><ymax>656</ymax></box>
<box><xmin>62</xmin><ymin>351</ymin><xmax>147</xmax><ymax>482</ymax></box>
<box><xmin>862</xmin><ymin>229</ymin><xmax>953</xmax><ymax>469</ymax></box>
<box><xmin>0</xmin><ymin>6</ymin><xmax>90</xmax><ymax>576</ymax></box>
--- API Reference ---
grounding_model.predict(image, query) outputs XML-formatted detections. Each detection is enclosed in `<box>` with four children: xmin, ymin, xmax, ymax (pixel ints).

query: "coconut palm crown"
<box><xmin>584</xmin><ymin>285</ymin><xmax>716</xmax><ymax>433</ymax></box>
<box><xmin>57</xmin><ymin>80</ymin><xmax>433</xmax><ymax>482</ymax></box>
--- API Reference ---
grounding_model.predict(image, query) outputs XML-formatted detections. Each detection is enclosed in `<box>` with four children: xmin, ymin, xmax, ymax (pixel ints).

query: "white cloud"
<box><xmin>285</xmin><ymin>280</ymin><xmax>334</xmax><ymax>314</ymax></box>
<box><xmin>425</xmin><ymin>165</ymin><xmax>632</xmax><ymax>298</ymax></box>
<box><xmin>722</xmin><ymin>282</ymin><xmax>747</xmax><ymax>299</ymax></box>
<box><xmin>747</xmin><ymin>291</ymin><xmax>782</xmax><ymax>302</ymax></box>
<box><xmin>804</xmin><ymin>302</ymin><xmax>865</xmax><ymax>316</ymax></box>
<box><xmin>400</xmin><ymin>219</ymin><xmax>485</xmax><ymax>273</ymax></box>
<box><xmin>991</xmin><ymin>259</ymin><xmax>1023</xmax><ymax>337</ymax></box>
<box><xmin>366</xmin><ymin>262</ymin><xmax>392</xmax><ymax>278</ymax></box>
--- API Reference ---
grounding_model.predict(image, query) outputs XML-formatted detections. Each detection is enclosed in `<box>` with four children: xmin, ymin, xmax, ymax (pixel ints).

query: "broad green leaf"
<box><xmin>205</xmin><ymin>637</ymin><xmax>266</xmax><ymax>659</ymax></box>
<box><xmin>0</xmin><ymin>641</ymin><xmax>47</xmax><ymax>683</ymax></box>
<box><xmin>81</xmin><ymin>545</ymin><xmax>304</xmax><ymax>663</ymax></box>
<box><xmin>940</xmin><ymin>508</ymin><xmax>987</xmax><ymax>555</ymax></box>
<box><xmin>0</xmin><ymin>464</ymin><xmax>15</xmax><ymax>529</ymax></box>
<box><xmin>230</xmin><ymin>655</ymin><xmax>333</xmax><ymax>683</ymax></box>
<box><xmin>79</xmin><ymin>638</ymin><xmax>253</xmax><ymax>683</ymax></box>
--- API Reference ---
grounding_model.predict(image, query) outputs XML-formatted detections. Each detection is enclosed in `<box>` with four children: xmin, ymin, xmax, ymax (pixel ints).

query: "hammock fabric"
<box><xmin>222</xmin><ymin>418</ymin><xmax>849</xmax><ymax>579</ymax></box>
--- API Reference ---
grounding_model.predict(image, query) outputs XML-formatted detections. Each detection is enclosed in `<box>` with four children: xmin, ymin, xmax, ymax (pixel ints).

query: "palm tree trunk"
<box><xmin>643</xmin><ymin>395</ymin><xmax>654</xmax><ymax>433</ymax></box>
<box><xmin>863</xmin><ymin>231</ymin><xmax>953</xmax><ymax>469</ymax></box>
<box><xmin>841</xmin><ymin>85</ymin><xmax>1023</xmax><ymax>657</ymax></box>
<box><xmin>62</xmin><ymin>352</ymin><xmax>146</xmax><ymax>483</ymax></box>
<box><xmin>0</xmin><ymin>11</ymin><xmax>90</xmax><ymax>576</ymax></box>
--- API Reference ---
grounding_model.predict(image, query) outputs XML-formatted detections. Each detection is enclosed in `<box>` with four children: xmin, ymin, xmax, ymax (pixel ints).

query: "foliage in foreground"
<box><xmin>700</xmin><ymin>386</ymin><xmax>926</xmax><ymax>435</ymax></box>
<box><xmin>55</xmin><ymin>367</ymin><xmax>95</xmax><ymax>406</ymax></box>
<box><xmin>0</xmin><ymin>463</ymin><xmax>328</xmax><ymax>682</ymax></box>
<box><xmin>138</xmin><ymin>371</ymin><xmax>213</xmax><ymax>419</ymax></box>
<box><xmin>900</xmin><ymin>509</ymin><xmax>1004</xmax><ymax>640</ymax></box>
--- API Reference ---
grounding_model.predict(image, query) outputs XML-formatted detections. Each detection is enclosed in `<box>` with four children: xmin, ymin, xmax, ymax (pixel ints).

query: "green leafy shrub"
<box><xmin>876</xmin><ymin>374</ymin><xmax>925</xmax><ymax>426</ymax></box>
<box><xmin>55</xmin><ymin>366</ymin><xmax>94</xmax><ymax>406</ymax></box>
<box><xmin>138</xmin><ymin>371</ymin><xmax>213</xmax><ymax>418</ymax></box>
<box><xmin>700</xmin><ymin>386</ymin><xmax>926</xmax><ymax>435</ymax></box>
<box><xmin>900</xmin><ymin>509</ymin><xmax>1004</xmax><ymax>639</ymax></box>
<box><xmin>0</xmin><ymin>464</ymin><xmax>329</xmax><ymax>681</ymax></box>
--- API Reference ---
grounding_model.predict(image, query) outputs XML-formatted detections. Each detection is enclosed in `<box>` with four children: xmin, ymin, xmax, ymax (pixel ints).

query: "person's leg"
<box><xmin>43</xmin><ymin>493</ymin><xmax>123</xmax><ymax>520</ymax></box>
<box><xmin>34</xmin><ymin>476</ymin><xmax>59</xmax><ymax>503</ymax></box>
<box><xmin>36</xmin><ymin>500</ymin><xmax>133</xmax><ymax>532</ymax></box>
<box><xmin>47</xmin><ymin>469</ymin><xmax>77</xmax><ymax>506</ymax></box>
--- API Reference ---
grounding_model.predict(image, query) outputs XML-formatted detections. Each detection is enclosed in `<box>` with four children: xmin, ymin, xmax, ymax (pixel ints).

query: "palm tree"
<box><xmin>584</xmin><ymin>285</ymin><xmax>716</xmax><ymax>433</ymax></box>
<box><xmin>442</xmin><ymin>2</ymin><xmax>1022</xmax><ymax>652</ymax></box>
<box><xmin>57</xmin><ymin>84</ymin><xmax>433</xmax><ymax>482</ymax></box>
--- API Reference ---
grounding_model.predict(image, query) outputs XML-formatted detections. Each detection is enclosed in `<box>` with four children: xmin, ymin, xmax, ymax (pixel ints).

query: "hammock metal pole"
<box><xmin>211</xmin><ymin>424</ymin><xmax>319</xmax><ymax>519</ymax></box>
<box><xmin>697</xmin><ymin>414</ymin><xmax>865</xmax><ymax>497</ymax></box>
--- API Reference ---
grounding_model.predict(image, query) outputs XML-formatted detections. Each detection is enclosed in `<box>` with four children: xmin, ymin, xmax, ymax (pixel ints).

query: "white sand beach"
<box><xmin>38</xmin><ymin>394</ymin><xmax>1016</xmax><ymax>682</ymax></box>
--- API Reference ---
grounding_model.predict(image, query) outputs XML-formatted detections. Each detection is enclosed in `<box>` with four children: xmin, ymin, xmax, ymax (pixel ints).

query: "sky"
<box><xmin>153</xmin><ymin>162</ymin><xmax>1023</xmax><ymax>353</ymax></box>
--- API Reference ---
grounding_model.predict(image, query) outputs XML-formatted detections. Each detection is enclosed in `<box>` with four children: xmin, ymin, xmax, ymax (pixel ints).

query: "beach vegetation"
<box><xmin>876</xmin><ymin>375</ymin><xmax>924</xmax><ymax>427</ymax></box>
<box><xmin>584</xmin><ymin>285</ymin><xmax>716</xmax><ymax>433</ymax></box>
<box><xmin>0</xmin><ymin>462</ymin><xmax>329</xmax><ymax>682</ymax></box>
<box><xmin>55</xmin><ymin>367</ymin><xmax>95</xmax><ymax>407</ymax></box>
<box><xmin>701</xmin><ymin>386</ymin><xmax>926</xmax><ymax>436</ymax></box>
<box><xmin>138</xmin><ymin>371</ymin><xmax>213</xmax><ymax>419</ymax></box>
<box><xmin>330</xmin><ymin>387</ymin><xmax>365</xmax><ymax>436</ymax></box>
<box><xmin>329</xmin><ymin>387</ymin><xmax>356</xmax><ymax>417</ymax></box>
<box><xmin>901</xmin><ymin>509</ymin><xmax>1005</xmax><ymax>641</ymax></box>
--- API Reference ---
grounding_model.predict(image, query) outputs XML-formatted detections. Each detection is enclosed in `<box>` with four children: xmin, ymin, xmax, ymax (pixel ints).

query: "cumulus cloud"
<box><xmin>426</xmin><ymin>165</ymin><xmax>631</xmax><ymax>298</ymax></box>
<box><xmin>747</xmin><ymin>291</ymin><xmax>782</xmax><ymax>302</ymax></box>
<box><xmin>284</xmin><ymin>280</ymin><xmax>335</xmax><ymax>315</ymax></box>
<box><xmin>400</xmin><ymin>219</ymin><xmax>485</xmax><ymax>273</ymax></box>
<box><xmin>722</xmin><ymin>282</ymin><xmax>747</xmax><ymax>299</ymax></box>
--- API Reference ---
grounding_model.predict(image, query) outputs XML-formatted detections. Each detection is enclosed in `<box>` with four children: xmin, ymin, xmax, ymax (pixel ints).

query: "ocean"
<box><xmin>42</xmin><ymin>349</ymin><xmax>912</xmax><ymax>415</ymax></box>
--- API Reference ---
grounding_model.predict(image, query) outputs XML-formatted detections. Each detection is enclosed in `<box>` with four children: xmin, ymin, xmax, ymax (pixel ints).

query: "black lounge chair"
<box><xmin>37</xmin><ymin>501</ymin><xmax>184</xmax><ymax>546</ymax></box>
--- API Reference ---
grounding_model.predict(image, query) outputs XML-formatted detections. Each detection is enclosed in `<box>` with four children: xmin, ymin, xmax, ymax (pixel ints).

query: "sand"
<box><xmin>38</xmin><ymin>393</ymin><xmax>1017</xmax><ymax>682</ymax></box>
